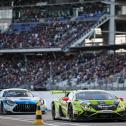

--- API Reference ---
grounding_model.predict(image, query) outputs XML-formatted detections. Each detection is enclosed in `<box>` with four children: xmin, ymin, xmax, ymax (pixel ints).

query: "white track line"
<box><xmin>50</xmin><ymin>122</ymin><xmax>89</xmax><ymax>126</ymax></box>
<box><xmin>0</xmin><ymin>116</ymin><xmax>89</xmax><ymax>126</ymax></box>
<box><xmin>0</xmin><ymin>116</ymin><xmax>32</xmax><ymax>122</ymax></box>
<box><xmin>0</xmin><ymin>116</ymin><xmax>58</xmax><ymax>126</ymax></box>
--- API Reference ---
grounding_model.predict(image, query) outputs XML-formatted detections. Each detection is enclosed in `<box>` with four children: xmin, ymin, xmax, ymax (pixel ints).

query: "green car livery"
<box><xmin>51</xmin><ymin>90</ymin><xmax>126</xmax><ymax>121</ymax></box>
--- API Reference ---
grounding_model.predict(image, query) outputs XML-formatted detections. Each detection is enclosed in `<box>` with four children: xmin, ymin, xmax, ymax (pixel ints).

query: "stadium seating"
<box><xmin>0</xmin><ymin>21</ymin><xmax>96</xmax><ymax>49</ymax></box>
<box><xmin>0</xmin><ymin>53</ymin><xmax>126</xmax><ymax>90</ymax></box>
<box><xmin>0</xmin><ymin>2</ymin><xmax>107</xmax><ymax>49</ymax></box>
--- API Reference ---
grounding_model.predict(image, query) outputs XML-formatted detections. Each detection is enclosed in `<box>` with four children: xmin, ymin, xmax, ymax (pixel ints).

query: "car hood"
<box><xmin>4</xmin><ymin>97</ymin><xmax>40</xmax><ymax>104</ymax></box>
<box><xmin>80</xmin><ymin>99</ymin><xmax>120</xmax><ymax>106</ymax></box>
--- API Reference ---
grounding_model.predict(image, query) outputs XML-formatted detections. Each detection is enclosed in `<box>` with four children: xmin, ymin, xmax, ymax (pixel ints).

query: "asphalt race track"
<box><xmin>0</xmin><ymin>112</ymin><xmax>126</xmax><ymax>126</ymax></box>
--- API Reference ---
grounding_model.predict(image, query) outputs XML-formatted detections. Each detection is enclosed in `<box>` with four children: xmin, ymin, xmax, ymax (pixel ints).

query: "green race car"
<box><xmin>51</xmin><ymin>90</ymin><xmax>126</xmax><ymax>121</ymax></box>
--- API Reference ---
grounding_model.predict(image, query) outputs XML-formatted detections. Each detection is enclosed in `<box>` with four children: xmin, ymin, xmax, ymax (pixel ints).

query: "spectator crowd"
<box><xmin>0</xmin><ymin>2</ymin><xmax>107</xmax><ymax>49</ymax></box>
<box><xmin>0</xmin><ymin>21</ymin><xmax>95</xmax><ymax>49</ymax></box>
<box><xmin>0</xmin><ymin>53</ymin><xmax>126</xmax><ymax>89</ymax></box>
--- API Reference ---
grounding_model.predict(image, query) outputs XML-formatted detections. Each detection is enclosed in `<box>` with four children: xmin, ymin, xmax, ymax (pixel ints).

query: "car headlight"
<box><xmin>80</xmin><ymin>101</ymin><xmax>92</xmax><ymax>110</ymax></box>
<box><xmin>5</xmin><ymin>100</ymin><xmax>15</xmax><ymax>106</ymax></box>
<box><xmin>81</xmin><ymin>105</ymin><xmax>91</xmax><ymax>111</ymax></box>
<box><xmin>119</xmin><ymin>105</ymin><xmax>125</xmax><ymax>110</ymax></box>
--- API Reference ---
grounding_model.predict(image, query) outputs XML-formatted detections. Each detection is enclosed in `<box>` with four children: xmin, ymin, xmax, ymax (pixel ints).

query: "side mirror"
<box><xmin>40</xmin><ymin>99</ymin><xmax>45</xmax><ymax>105</ymax></box>
<box><xmin>119</xmin><ymin>97</ymin><xmax>124</xmax><ymax>101</ymax></box>
<box><xmin>62</xmin><ymin>97</ymin><xmax>69</xmax><ymax>102</ymax></box>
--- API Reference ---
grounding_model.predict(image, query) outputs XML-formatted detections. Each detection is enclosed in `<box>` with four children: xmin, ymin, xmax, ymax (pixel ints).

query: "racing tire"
<box><xmin>51</xmin><ymin>103</ymin><xmax>57</xmax><ymax>120</ymax></box>
<box><xmin>0</xmin><ymin>103</ymin><xmax>2</xmax><ymax>114</ymax></box>
<box><xmin>117</xmin><ymin>119</ymin><xmax>126</xmax><ymax>122</ymax></box>
<box><xmin>68</xmin><ymin>104</ymin><xmax>77</xmax><ymax>122</ymax></box>
<box><xmin>1</xmin><ymin>103</ymin><xmax>8</xmax><ymax>115</ymax></box>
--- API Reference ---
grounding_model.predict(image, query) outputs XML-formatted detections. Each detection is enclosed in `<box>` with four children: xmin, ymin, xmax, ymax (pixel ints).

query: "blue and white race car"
<box><xmin>0</xmin><ymin>88</ymin><xmax>47</xmax><ymax>114</ymax></box>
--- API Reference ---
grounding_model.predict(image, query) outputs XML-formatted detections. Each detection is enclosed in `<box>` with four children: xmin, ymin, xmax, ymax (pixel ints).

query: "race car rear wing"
<box><xmin>51</xmin><ymin>90</ymin><xmax>71</xmax><ymax>95</ymax></box>
<box><xmin>51</xmin><ymin>88</ymin><xmax>88</xmax><ymax>95</ymax></box>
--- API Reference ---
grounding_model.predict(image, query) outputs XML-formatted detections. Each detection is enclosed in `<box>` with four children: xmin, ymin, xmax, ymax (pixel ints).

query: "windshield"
<box><xmin>76</xmin><ymin>91</ymin><xmax>116</xmax><ymax>100</ymax></box>
<box><xmin>3</xmin><ymin>90</ymin><xmax>33</xmax><ymax>97</ymax></box>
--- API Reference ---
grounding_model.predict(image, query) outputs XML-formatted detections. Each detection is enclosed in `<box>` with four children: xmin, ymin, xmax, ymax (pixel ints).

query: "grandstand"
<box><xmin>0</xmin><ymin>0</ymin><xmax>126</xmax><ymax>90</ymax></box>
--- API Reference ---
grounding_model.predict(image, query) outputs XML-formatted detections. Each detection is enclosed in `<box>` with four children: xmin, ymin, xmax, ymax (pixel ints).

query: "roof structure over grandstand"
<box><xmin>0</xmin><ymin>0</ymin><xmax>101</xmax><ymax>7</ymax></box>
<box><xmin>70</xmin><ymin>44</ymin><xmax>126</xmax><ymax>52</ymax></box>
